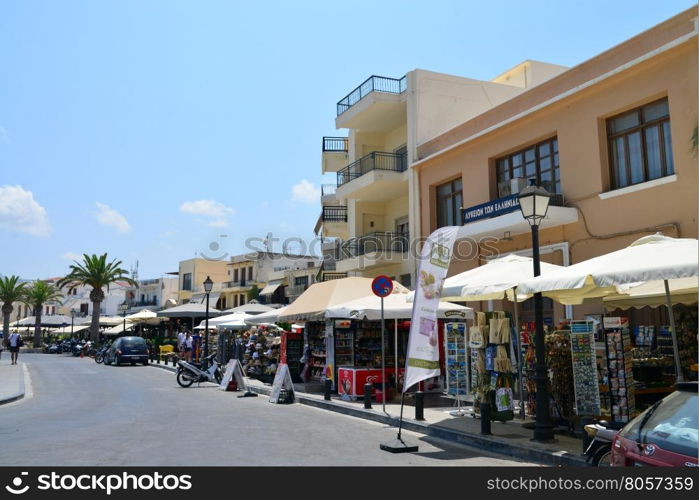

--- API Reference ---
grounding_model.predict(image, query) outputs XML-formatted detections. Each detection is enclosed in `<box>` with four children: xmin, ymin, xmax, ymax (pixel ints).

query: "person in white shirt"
<box><xmin>183</xmin><ymin>331</ymin><xmax>193</xmax><ymax>362</ymax></box>
<box><xmin>177</xmin><ymin>331</ymin><xmax>186</xmax><ymax>359</ymax></box>
<box><xmin>8</xmin><ymin>332</ymin><xmax>21</xmax><ymax>365</ymax></box>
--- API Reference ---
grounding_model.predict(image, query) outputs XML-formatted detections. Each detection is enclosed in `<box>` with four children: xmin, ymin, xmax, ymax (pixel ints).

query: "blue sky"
<box><xmin>0</xmin><ymin>0</ymin><xmax>695</xmax><ymax>280</ymax></box>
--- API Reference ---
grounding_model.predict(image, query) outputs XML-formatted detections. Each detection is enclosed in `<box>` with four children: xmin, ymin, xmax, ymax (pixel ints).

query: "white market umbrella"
<box><xmin>603</xmin><ymin>277</ymin><xmax>699</xmax><ymax>310</ymax></box>
<box><xmin>49</xmin><ymin>325</ymin><xmax>90</xmax><ymax>335</ymax></box>
<box><xmin>518</xmin><ymin>234</ymin><xmax>699</xmax><ymax>381</ymax></box>
<box><xmin>244</xmin><ymin>306</ymin><xmax>288</xmax><ymax>325</ymax></box>
<box><xmin>222</xmin><ymin>303</ymin><xmax>275</xmax><ymax>315</ymax></box>
<box><xmin>103</xmin><ymin>322</ymin><xmax>135</xmax><ymax>336</ymax></box>
<box><xmin>157</xmin><ymin>302</ymin><xmax>221</xmax><ymax>330</ymax></box>
<box><xmin>125</xmin><ymin>309</ymin><xmax>166</xmax><ymax>326</ymax></box>
<box><xmin>326</xmin><ymin>292</ymin><xmax>473</xmax><ymax>320</ymax></box>
<box><xmin>195</xmin><ymin>312</ymin><xmax>252</xmax><ymax>330</ymax></box>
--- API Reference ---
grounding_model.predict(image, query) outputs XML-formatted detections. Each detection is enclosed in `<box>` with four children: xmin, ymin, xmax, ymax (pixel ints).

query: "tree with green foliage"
<box><xmin>0</xmin><ymin>275</ymin><xmax>28</xmax><ymax>347</ymax></box>
<box><xmin>57</xmin><ymin>254</ymin><xmax>138</xmax><ymax>342</ymax></box>
<box><xmin>23</xmin><ymin>281</ymin><xmax>63</xmax><ymax>348</ymax></box>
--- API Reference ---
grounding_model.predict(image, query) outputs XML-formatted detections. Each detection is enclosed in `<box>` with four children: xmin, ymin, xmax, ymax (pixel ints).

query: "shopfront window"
<box><xmin>496</xmin><ymin>137</ymin><xmax>560</xmax><ymax>196</ymax></box>
<box><xmin>436</xmin><ymin>178</ymin><xmax>462</xmax><ymax>228</ymax></box>
<box><xmin>607</xmin><ymin>98</ymin><xmax>674</xmax><ymax>189</ymax></box>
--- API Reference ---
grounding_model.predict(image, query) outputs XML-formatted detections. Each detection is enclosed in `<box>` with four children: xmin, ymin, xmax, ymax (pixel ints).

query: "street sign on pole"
<box><xmin>371</xmin><ymin>275</ymin><xmax>392</xmax><ymax>413</ymax></box>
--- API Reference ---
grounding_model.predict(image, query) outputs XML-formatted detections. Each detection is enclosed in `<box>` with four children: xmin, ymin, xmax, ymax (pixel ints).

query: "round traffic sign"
<box><xmin>371</xmin><ymin>275</ymin><xmax>393</xmax><ymax>298</ymax></box>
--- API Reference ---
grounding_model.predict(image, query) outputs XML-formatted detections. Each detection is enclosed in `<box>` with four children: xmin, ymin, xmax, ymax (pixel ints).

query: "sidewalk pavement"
<box><xmin>150</xmin><ymin>361</ymin><xmax>588</xmax><ymax>466</ymax></box>
<box><xmin>0</xmin><ymin>358</ymin><xmax>26</xmax><ymax>405</ymax></box>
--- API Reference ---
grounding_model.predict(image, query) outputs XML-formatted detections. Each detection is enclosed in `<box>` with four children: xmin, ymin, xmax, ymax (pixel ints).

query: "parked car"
<box><xmin>104</xmin><ymin>336</ymin><xmax>149</xmax><ymax>366</ymax></box>
<box><xmin>611</xmin><ymin>382</ymin><xmax>698</xmax><ymax>467</ymax></box>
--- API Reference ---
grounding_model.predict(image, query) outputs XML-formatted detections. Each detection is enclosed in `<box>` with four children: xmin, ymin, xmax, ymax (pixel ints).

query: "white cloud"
<box><xmin>95</xmin><ymin>203</ymin><xmax>132</xmax><ymax>233</ymax></box>
<box><xmin>291</xmin><ymin>179</ymin><xmax>320</xmax><ymax>204</ymax></box>
<box><xmin>62</xmin><ymin>252</ymin><xmax>83</xmax><ymax>261</ymax></box>
<box><xmin>179</xmin><ymin>200</ymin><xmax>235</xmax><ymax>218</ymax></box>
<box><xmin>0</xmin><ymin>185</ymin><xmax>51</xmax><ymax>237</ymax></box>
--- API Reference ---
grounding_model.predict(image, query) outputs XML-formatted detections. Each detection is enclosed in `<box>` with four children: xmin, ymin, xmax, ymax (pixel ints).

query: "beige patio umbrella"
<box><xmin>278</xmin><ymin>277</ymin><xmax>409</xmax><ymax>322</ymax></box>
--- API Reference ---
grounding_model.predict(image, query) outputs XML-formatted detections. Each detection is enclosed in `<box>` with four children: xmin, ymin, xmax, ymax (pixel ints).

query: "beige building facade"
<box><xmin>413</xmin><ymin>7</ymin><xmax>698</xmax><ymax>321</ymax></box>
<box><xmin>316</xmin><ymin>61</ymin><xmax>570</xmax><ymax>287</ymax></box>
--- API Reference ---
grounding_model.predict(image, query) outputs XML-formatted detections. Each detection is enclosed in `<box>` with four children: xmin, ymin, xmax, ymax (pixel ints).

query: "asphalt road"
<box><xmin>0</xmin><ymin>354</ymin><xmax>538</xmax><ymax>466</ymax></box>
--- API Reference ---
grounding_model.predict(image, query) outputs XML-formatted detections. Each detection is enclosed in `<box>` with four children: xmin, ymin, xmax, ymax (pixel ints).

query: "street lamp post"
<box><xmin>70</xmin><ymin>309</ymin><xmax>76</xmax><ymax>339</ymax></box>
<box><xmin>518</xmin><ymin>181</ymin><xmax>555</xmax><ymax>443</ymax></box>
<box><xmin>119</xmin><ymin>300</ymin><xmax>129</xmax><ymax>334</ymax></box>
<box><xmin>203</xmin><ymin>276</ymin><xmax>214</xmax><ymax>365</ymax></box>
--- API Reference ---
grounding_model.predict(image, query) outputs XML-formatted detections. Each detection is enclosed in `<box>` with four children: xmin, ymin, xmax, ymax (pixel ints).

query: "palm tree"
<box><xmin>0</xmin><ymin>276</ymin><xmax>28</xmax><ymax>347</ymax></box>
<box><xmin>57</xmin><ymin>254</ymin><xmax>138</xmax><ymax>342</ymax></box>
<box><xmin>23</xmin><ymin>281</ymin><xmax>64</xmax><ymax>348</ymax></box>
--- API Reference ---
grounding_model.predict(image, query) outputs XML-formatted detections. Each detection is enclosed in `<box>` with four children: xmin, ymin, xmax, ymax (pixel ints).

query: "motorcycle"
<box><xmin>94</xmin><ymin>342</ymin><xmax>111</xmax><ymax>364</ymax></box>
<box><xmin>583</xmin><ymin>420</ymin><xmax>624</xmax><ymax>466</ymax></box>
<box><xmin>176</xmin><ymin>353</ymin><xmax>222</xmax><ymax>387</ymax></box>
<box><xmin>71</xmin><ymin>341</ymin><xmax>85</xmax><ymax>357</ymax></box>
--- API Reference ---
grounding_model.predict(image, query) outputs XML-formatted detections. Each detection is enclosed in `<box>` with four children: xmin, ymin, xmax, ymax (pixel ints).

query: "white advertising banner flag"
<box><xmin>403</xmin><ymin>226</ymin><xmax>459</xmax><ymax>392</ymax></box>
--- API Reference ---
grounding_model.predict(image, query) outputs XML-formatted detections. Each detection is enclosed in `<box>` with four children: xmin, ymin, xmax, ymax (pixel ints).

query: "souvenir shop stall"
<box><xmin>469</xmin><ymin>311</ymin><xmax>518</xmax><ymax>422</ymax></box>
<box><xmin>240</xmin><ymin>328</ymin><xmax>283</xmax><ymax>384</ymax></box>
<box><xmin>325</xmin><ymin>294</ymin><xmax>473</xmax><ymax>401</ymax></box>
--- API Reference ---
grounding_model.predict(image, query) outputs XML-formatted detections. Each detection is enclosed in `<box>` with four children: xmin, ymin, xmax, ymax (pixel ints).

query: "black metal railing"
<box><xmin>322</xmin><ymin>206</ymin><xmax>347</xmax><ymax>222</ymax></box>
<box><xmin>321</xmin><ymin>272</ymin><xmax>347</xmax><ymax>281</ymax></box>
<box><xmin>128</xmin><ymin>299</ymin><xmax>158</xmax><ymax>307</ymax></box>
<box><xmin>224</xmin><ymin>280</ymin><xmax>248</xmax><ymax>288</ymax></box>
<box><xmin>333</xmin><ymin>232</ymin><xmax>409</xmax><ymax>261</ymax></box>
<box><xmin>322</xmin><ymin>136</ymin><xmax>349</xmax><ymax>152</ymax></box>
<box><xmin>337</xmin><ymin>151</ymin><xmax>407</xmax><ymax>187</ymax></box>
<box><xmin>337</xmin><ymin>75</ymin><xmax>407</xmax><ymax>116</ymax></box>
<box><xmin>321</xmin><ymin>184</ymin><xmax>337</xmax><ymax>197</ymax></box>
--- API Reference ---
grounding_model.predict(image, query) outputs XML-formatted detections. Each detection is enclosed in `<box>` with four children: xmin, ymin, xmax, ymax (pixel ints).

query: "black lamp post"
<box><xmin>518</xmin><ymin>181</ymin><xmax>555</xmax><ymax>443</ymax></box>
<box><xmin>203</xmin><ymin>276</ymin><xmax>213</xmax><ymax>363</ymax></box>
<box><xmin>119</xmin><ymin>300</ymin><xmax>129</xmax><ymax>334</ymax></box>
<box><xmin>70</xmin><ymin>309</ymin><xmax>76</xmax><ymax>339</ymax></box>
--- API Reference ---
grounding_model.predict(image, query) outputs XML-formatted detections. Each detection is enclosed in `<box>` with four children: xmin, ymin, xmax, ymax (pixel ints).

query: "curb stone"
<box><xmin>0</xmin><ymin>362</ymin><xmax>26</xmax><ymax>406</ymax></box>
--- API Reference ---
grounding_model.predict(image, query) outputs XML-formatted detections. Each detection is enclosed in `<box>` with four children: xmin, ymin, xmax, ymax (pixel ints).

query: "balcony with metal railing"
<box><xmin>337</xmin><ymin>151</ymin><xmax>407</xmax><ymax>187</ymax></box>
<box><xmin>321</xmin><ymin>206</ymin><xmax>347</xmax><ymax>222</ymax></box>
<box><xmin>322</xmin><ymin>137</ymin><xmax>349</xmax><ymax>174</ymax></box>
<box><xmin>323</xmin><ymin>137</ymin><xmax>349</xmax><ymax>152</ymax></box>
<box><xmin>337</xmin><ymin>76</ymin><xmax>407</xmax><ymax>116</ymax></box>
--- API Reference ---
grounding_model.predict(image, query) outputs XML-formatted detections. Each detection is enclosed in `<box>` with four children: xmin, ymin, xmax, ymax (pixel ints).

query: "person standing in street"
<box><xmin>183</xmin><ymin>331</ymin><xmax>193</xmax><ymax>362</ymax></box>
<box><xmin>8</xmin><ymin>331</ymin><xmax>22</xmax><ymax>365</ymax></box>
<box><xmin>177</xmin><ymin>329</ymin><xmax>186</xmax><ymax>359</ymax></box>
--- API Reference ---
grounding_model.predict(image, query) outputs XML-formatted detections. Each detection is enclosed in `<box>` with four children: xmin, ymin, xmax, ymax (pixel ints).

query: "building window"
<box><xmin>294</xmin><ymin>276</ymin><xmax>308</xmax><ymax>287</ymax></box>
<box><xmin>233</xmin><ymin>269</ymin><xmax>239</xmax><ymax>282</ymax></box>
<box><xmin>436</xmin><ymin>178</ymin><xmax>462</xmax><ymax>228</ymax></box>
<box><xmin>496</xmin><ymin>137</ymin><xmax>560</xmax><ymax>196</ymax></box>
<box><xmin>182</xmin><ymin>273</ymin><xmax>192</xmax><ymax>291</ymax></box>
<box><xmin>240</xmin><ymin>294</ymin><xmax>245</xmax><ymax>305</ymax></box>
<box><xmin>248</xmin><ymin>267</ymin><xmax>253</xmax><ymax>280</ymax></box>
<box><xmin>607</xmin><ymin>98</ymin><xmax>673</xmax><ymax>189</ymax></box>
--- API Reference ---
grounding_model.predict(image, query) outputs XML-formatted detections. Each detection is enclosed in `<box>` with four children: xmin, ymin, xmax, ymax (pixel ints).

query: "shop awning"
<box><xmin>327</xmin><ymin>292</ymin><xmax>473</xmax><ymax>320</ymax></box>
<box><xmin>260</xmin><ymin>280</ymin><xmax>283</xmax><ymax>296</ymax></box>
<box><xmin>103</xmin><ymin>322</ymin><xmax>135</xmax><ymax>336</ymax></box>
<box><xmin>189</xmin><ymin>291</ymin><xmax>221</xmax><ymax>305</ymax></box>
<box><xmin>48</xmin><ymin>325</ymin><xmax>91</xmax><ymax>335</ymax></box>
<box><xmin>278</xmin><ymin>277</ymin><xmax>409</xmax><ymax>322</ymax></box>
<box><xmin>245</xmin><ymin>306</ymin><xmax>287</xmax><ymax>325</ymax></box>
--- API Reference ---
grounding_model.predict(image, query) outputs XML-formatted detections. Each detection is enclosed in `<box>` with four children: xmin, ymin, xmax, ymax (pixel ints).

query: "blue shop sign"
<box><xmin>462</xmin><ymin>194</ymin><xmax>521</xmax><ymax>224</ymax></box>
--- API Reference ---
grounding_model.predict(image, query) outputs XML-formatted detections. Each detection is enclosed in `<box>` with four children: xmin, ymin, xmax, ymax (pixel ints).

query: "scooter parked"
<box><xmin>583</xmin><ymin>420</ymin><xmax>624</xmax><ymax>466</ymax></box>
<box><xmin>94</xmin><ymin>342</ymin><xmax>112</xmax><ymax>364</ymax></box>
<box><xmin>176</xmin><ymin>353</ymin><xmax>222</xmax><ymax>387</ymax></box>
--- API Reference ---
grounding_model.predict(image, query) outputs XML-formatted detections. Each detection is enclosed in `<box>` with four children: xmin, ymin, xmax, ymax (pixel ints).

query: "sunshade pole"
<box><xmin>512</xmin><ymin>287</ymin><xmax>526</xmax><ymax>419</ymax></box>
<box><xmin>381</xmin><ymin>296</ymin><xmax>386</xmax><ymax>413</ymax></box>
<box><xmin>663</xmin><ymin>279</ymin><xmax>684</xmax><ymax>383</ymax></box>
<box><xmin>394</xmin><ymin>318</ymin><xmax>398</xmax><ymax>401</ymax></box>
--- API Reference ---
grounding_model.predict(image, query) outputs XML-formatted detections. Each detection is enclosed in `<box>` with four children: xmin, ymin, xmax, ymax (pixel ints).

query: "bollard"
<box><xmin>414</xmin><ymin>391</ymin><xmax>425</xmax><ymax>421</ymax></box>
<box><xmin>324</xmin><ymin>379</ymin><xmax>332</xmax><ymax>401</ymax></box>
<box><xmin>480</xmin><ymin>401</ymin><xmax>492</xmax><ymax>435</ymax></box>
<box><xmin>363</xmin><ymin>383</ymin><xmax>372</xmax><ymax>409</ymax></box>
<box><xmin>157</xmin><ymin>355</ymin><xmax>160</xmax><ymax>364</ymax></box>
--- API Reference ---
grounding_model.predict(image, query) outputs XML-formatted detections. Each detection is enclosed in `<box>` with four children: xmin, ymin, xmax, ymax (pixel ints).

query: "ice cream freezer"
<box><xmin>337</xmin><ymin>367</ymin><xmax>405</xmax><ymax>400</ymax></box>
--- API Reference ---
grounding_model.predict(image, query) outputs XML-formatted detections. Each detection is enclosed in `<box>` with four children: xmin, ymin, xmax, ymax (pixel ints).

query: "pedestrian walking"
<box><xmin>8</xmin><ymin>331</ymin><xmax>22</xmax><ymax>365</ymax></box>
